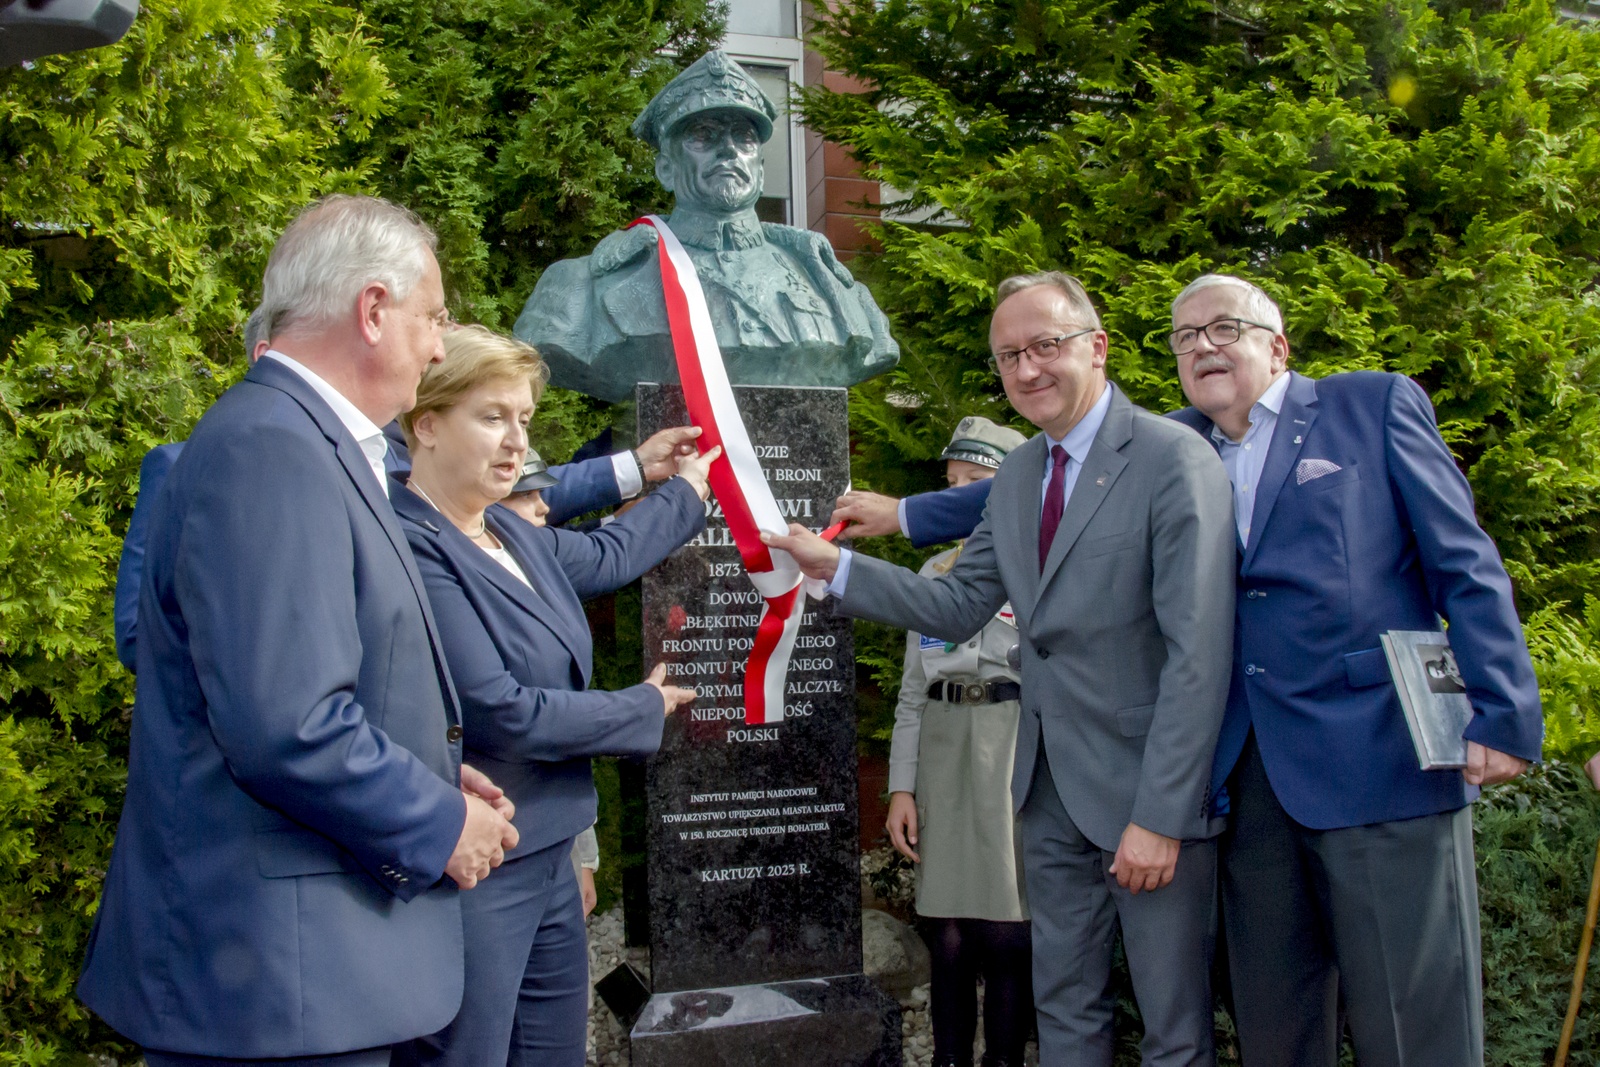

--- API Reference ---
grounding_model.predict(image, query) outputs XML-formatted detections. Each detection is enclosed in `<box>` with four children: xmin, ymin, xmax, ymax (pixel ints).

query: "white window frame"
<box><xmin>722</xmin><ymin>30</ymin><xmax>808</xmax><ymax>227</ymax></box>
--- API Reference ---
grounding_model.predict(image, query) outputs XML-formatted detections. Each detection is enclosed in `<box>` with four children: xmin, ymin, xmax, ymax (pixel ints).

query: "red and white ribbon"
<box><xmin>634</xmin><ymin>215</ymin><xmax>841</xmax><ymax>725</ymax></box>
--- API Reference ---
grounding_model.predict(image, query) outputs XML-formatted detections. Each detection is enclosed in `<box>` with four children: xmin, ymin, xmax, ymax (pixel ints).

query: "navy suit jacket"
<box><xmin>382</xmin><ymin>421</ymin><xmax>622</xmax><ymax>527</ymax></box>
<box><xmin>903</xmin><ymin>478</ymin><xmax>991</xmax><ymax>548</ymax></box>
<box><xmin>1171</xmin><ymin>371</ymin><xmax>1542</xmax><ymax>829</ymax></box>
<box><xmin>394</xmin><ymin>474</ymin><xmax>704</xmax><ymax>859</ymax></box>
<box><xmin>79</xmin><ymin>359</ymin><xmax>470</xmax><ymax>1057</ymax></box>
<box><xmin>113</xmin><ymin>442</ymin><xmax>182</xmax><ymax>670</ymax></box>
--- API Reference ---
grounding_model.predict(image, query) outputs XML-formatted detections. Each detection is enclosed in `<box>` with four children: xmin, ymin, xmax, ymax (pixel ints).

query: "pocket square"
<box><xmin>1296</xmin><ymin>458</ymin><xmax>1342</xmax><ymax>485</ymax></box>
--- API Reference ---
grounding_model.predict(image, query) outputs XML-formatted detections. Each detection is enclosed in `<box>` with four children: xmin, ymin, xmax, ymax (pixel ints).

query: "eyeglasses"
<box><xmin>1168</xmin><ymin>318</ymin><xmax>1274</xmax><ymax>355</ymax></box>
<box><xmin>991</xmin><ymin>328</ymin><xmax>1097</xmax><ymax>376</ymax></box>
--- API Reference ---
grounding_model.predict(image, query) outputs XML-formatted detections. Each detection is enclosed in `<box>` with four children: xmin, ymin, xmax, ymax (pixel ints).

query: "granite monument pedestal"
<box><xmin>631</xmin><ymin>384</ymin><xmax>900</xmax><ymax>1065</ymax></box>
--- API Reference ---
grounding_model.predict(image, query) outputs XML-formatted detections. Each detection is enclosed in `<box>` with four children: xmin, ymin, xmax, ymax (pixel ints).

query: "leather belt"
<box><xmin>925</xmin><ymin>679</ymin><xmax>1022</xmax><ymax>705</ymax></box>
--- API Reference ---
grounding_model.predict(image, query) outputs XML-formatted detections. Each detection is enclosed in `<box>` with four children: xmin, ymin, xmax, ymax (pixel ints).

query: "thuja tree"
<box><xmin>800</xmin><ymin>0</ymin><xmax>1600</xmax><ymax>761</ymax></box>
<box><xmin>0</xmin><ymin>0</ymin><xmax>716</xmax><ymax>1055</ymax></box>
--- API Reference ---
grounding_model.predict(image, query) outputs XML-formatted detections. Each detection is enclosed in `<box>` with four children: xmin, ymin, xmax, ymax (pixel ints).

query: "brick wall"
<box><xmin>802</xmin><ymin>42</ymin><xmax>880</xmax><ymax>260</ymax></box>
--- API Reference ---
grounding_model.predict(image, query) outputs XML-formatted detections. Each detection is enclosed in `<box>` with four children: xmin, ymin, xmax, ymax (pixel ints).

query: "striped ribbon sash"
<box><xmin>633</xmin><ymin>215</ymin><xmax>842</xmax><ymax>725</ymax></box>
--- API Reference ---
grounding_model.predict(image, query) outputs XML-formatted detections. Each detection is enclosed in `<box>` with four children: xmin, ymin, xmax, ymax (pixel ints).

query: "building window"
<box><xmin>724</xmin><ymin>1</ymin><xmax>806</xmax><ymax>226</ymax></box>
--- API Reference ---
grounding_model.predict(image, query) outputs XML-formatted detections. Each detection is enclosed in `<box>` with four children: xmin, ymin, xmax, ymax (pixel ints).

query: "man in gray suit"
<box><xmin>768</xmin><ymin>271</ymin><xmax>1236</xmax><ymax>1065</ymax></box>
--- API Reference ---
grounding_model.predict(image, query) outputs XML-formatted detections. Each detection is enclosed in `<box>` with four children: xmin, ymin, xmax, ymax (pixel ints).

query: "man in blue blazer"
<box><xmin>112</xmin><ymin>441</ymin><xmax>182</xmax><ymax>671</ymax></box>
<box><xmin>78</xmin><ymin>195</ymin><xmax>518</xmax><ymax>1065</ymax></box>
<box><xmin>1167</xmin><ymin>274</ymin><xmax>1542</xmax><ymax>1066</ymax></box>
<box><xmin>830</xmin><ymin>479</ymin><xmax>991</xmax><ymax>549</ymax></box>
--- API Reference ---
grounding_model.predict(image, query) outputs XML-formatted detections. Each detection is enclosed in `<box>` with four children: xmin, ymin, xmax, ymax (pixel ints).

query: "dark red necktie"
<box><xmin>1039</xmin><ymin>444</ymin><xmax>1069</xmax><ymax>571</ymax></box>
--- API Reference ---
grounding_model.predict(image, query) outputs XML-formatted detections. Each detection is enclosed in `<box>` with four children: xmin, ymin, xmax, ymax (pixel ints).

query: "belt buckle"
<box><xmin>964</xmin><ymin>682</ymin><xmax>986</xmax><ymax>705</ymax></box>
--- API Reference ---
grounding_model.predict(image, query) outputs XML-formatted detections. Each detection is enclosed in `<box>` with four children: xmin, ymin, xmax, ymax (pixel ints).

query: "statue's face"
<box><xmin>659</xmin><ymin>110</ymin><xmax>764</xmax><ymax>214</ymax></box>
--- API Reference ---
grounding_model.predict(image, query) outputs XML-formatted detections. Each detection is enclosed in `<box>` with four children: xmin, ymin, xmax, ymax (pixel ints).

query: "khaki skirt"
<box><xmin>913</xmin><ymin>696</ymin><xmax>1028</xmax><ymax>921</ymax></box>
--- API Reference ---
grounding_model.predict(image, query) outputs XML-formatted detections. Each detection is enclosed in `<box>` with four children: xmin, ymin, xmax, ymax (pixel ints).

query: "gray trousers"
<box><xmin>1221</xmin><ymin>735</ymin><xmax>1483</xmax><ymax>1067</ymax></box>
<box><xmin>1021</xmin><ymin>751</ymin><xmax>1217</xmax><ymax>1066</ymax></box>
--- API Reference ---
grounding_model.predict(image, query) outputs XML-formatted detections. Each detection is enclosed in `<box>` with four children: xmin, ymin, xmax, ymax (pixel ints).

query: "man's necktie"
<box><xmin>1039</xmin><ymin>444</ymin><xmax>1069</xmax><ymax>571</ymax></box>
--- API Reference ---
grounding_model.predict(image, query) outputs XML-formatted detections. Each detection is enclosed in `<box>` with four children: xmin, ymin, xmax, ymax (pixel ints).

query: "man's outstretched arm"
<box><xmin>831</xmin><ymin>480</ymin><xmax>992</xmax><ymax>548</ymax></box>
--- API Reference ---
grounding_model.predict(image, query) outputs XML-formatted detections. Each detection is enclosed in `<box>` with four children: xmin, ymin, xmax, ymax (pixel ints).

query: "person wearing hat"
<box><xmin>500</xmin><ymin>448</ymin><xmax>559</xmax><ymax>527</ymax></box>
<box><xmin>886</xmin><ymin>415</ymin><xmax>1034</xmax><ymax>1067</ymax></box>
<box><xmin>515</xmin><ymin>48</ymin><xmax>898</xmax><ymax>402</ymax></box>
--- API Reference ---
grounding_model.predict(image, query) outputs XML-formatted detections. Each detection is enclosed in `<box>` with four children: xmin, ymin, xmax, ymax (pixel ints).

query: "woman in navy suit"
<box><xmin>390</xmin><ymin>326</ymin><xmax>715</xmax><ymax>1066</ymax></box>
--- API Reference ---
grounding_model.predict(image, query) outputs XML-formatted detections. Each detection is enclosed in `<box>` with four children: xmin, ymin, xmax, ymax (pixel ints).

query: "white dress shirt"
<box><xmin>1210</xmin><ymin>371</ymin><xmax>1291</xmax><ymax>546</ymax></box>
<box><xmin>834</xmin><ymin>382</ymin><xmax>1115</xmax><ymax>596</ymax></box>
<box><xmin>611</xmin><ymin>451</ymin><xmax>644</xmax><ymax>499</ymax></box>
<box><xmin>262</xmin><ymin>350</ymin><xmax>390</xmax><ymax>498</ymax></box>
<box><xmin>483</xmin><ymin>543</ymin><xmax>533</xmax><ymax>588</ymax></box>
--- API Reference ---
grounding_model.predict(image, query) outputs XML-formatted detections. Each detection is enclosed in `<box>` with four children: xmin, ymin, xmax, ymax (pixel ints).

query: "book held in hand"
<box><xmin>1379</xmin><ymin>630</ymin><xmax>1473</xmax><ymax>771</ymax></box>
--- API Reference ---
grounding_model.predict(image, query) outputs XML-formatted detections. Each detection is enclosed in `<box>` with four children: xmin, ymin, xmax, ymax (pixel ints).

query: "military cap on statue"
<box><xmin>632</xmin><ymin>49</ymin><xmax>779</xmax><ymax>149</ymax></box>
<box><xmin>940</xmin><ymin>416</ymin><xmax>1028</xmax><ymax>470</ymax></box>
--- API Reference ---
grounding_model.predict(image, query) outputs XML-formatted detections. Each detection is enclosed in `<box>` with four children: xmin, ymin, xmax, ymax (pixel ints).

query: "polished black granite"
<box><xmin>596</xmin><ymin>961</ymin><xmax>652</xmax><ymax>1029</ymax></box>
<box><xmin>637</xmin><ymin>384</ymin><xmax>862</xmax><ymax>994</ymax></box>
<box><xmin>630</xmin><ymin>975</ymin><xmax>902</xmax><ymax>1067</ymax></box>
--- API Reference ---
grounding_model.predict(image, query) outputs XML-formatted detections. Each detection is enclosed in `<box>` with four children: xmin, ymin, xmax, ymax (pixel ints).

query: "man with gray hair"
<box><xmin>79</xmin><ymin>194</ymin><xmax>518</xmax><ymax>1065</ymax></box>
<box><xmin>1168</xmin><ymin>273</ymin><xmax>1543</xmax><ymax>1066</ymax></box>
<box><xmin>769</xmin><ymin>269</ymin><xmax>1236</xmax><ymax>1064</ymax></box>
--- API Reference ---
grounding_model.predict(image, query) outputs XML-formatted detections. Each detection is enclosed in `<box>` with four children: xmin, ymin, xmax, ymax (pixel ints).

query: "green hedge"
<box><xmin>1475</xmin><ymin>761</ymin><xmax>1600</xmax><ymax>1064</ymax></box>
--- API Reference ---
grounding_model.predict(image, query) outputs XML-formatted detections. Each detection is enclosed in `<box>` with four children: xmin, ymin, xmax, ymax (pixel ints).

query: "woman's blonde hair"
<box><xmin>399</xmin><ymin>325</ymin><xmax>549</xmax><ymax>450</ymax></box>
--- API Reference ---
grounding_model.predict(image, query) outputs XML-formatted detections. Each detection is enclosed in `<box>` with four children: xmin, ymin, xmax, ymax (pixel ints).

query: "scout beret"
<box><xmin>512</xmin><ymin>449</ymin><xmax>560</xmax><ymax>494</ymax></box>
<box><xmin>940</xmin><ymin>416</ymin><xmax>1028</xmax><ymax>469</ymax></box>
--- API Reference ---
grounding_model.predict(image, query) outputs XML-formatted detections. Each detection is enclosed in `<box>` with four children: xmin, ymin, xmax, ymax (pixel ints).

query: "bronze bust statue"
<box><xmin>514</xmin><ymin>50</ymin><xmax>899</xmax><ymax>402</ymax></box>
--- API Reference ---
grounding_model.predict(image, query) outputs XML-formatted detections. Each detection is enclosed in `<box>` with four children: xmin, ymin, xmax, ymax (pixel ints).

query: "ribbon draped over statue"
<box><xmin>632</xmin><ymin>215</ymin><xmax>844</xmax><ymax>726</ymax></box>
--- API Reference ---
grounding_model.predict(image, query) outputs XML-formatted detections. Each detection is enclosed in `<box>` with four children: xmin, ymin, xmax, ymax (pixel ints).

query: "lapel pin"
<box><xmin>1294</xmin><ymin>435</ymin><xmax>1303</xmax><ymax>444</ymax></box>
<box><xmin>1095</xmin><ymin>476</ymin><xmax>1106</xmax><ymax>486</ymax></box>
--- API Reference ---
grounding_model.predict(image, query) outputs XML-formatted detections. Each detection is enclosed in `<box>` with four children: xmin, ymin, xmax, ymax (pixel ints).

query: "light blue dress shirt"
<box><xmin>1039</xmin><ymin>381</ymin><xmax>1113</xmax><ymax>515</ymax></box>
<box><xmin>1210</xmin><ymin>370</ymin><xmax>1291</xmax><ymax>546</ymax></box>
<box><xmin>831</xmin><ymin>382</ymin><xmax>1115</xmax><ymax>594</ymax></box>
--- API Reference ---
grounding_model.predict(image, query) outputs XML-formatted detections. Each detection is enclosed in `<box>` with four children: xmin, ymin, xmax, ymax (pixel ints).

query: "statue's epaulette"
<box><xmin>589</xmin><ymin>225</ymin><xmax>659</xmax><ymax>277</ymax></box>
<box><xmin>762</xmin><ymin>224</ymin><xmax>856</xmax><ymax>286</ymax></box>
